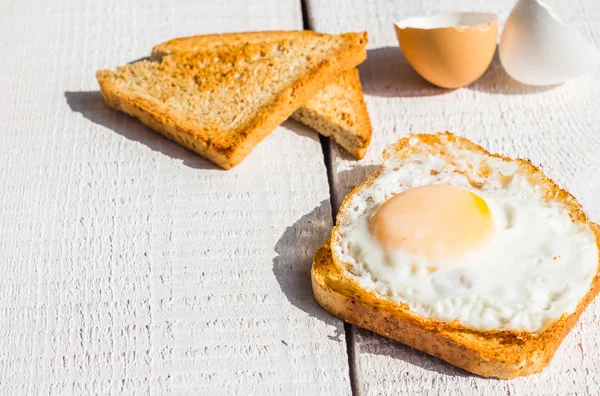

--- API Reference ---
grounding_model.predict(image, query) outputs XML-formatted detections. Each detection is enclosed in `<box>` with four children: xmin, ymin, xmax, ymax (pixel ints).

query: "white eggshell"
<box><xmin>499</xmin><ymin>0</ymin><xmax>600</xmax><ymax>86</ymax></box>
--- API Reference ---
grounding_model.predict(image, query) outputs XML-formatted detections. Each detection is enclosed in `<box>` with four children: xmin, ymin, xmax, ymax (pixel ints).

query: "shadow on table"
<box><xmin>359</xmin><ymin>47</ymin><xmax>450</xmax><ymax>98</ymax></box>
<box><xmin>281</xmin><ymin>117</ymin><xmax>322</xmax><ymax>141</ymax></box>
<box><xmin>361</xmin><ymin>46</ymin><xmax>557</xmax><ymax>96</ymax></box>
<box><xmin>355</xmin><ymin>327</ymin><xmax>474</xmax><ymax>378</ymax></box>
<box><xmin>129</xmin><ymin>56</ymin><xmax>151</xmax><ymax>64</ymax></box>
<box><xmin>331</xmin><ymin>164</ymin><xmax>381</xmax><ymax>210</ymax></box>
<box><xmin>64</xmin><ymin>91</ymin><xmax>221</xmax><ymax>170</ymax></box>
<box><xmin>467</xmin><ymin>49</ymin><xmax>557</xmax><ymax>95</ymax></box>
<box><xmin>272</xmin><ymin>200</ymin><xmax>345</xmax><ymax>342</ymax></box>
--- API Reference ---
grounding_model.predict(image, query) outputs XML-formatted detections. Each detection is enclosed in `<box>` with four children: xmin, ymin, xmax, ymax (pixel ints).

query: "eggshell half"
<box><xmin>394</xmin><ymin>13</ymin><xmax>498</xmax><ymax>89</ymax></box>
<box><xmin>500</xmin><ymin>0</ymin><xmax>600</xmax><ymax>86</ymax></box>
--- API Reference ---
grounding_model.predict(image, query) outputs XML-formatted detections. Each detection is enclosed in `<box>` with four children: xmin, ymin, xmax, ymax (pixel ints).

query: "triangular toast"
<box><xmin>97</xmin><ymin>31</ymin><xmax>367</xmax><ymax>169</ymax></box>
<box><xmin>152</xmin><ymin>31</ymin><xmax>372</xmax><ymax>159</ymax></box>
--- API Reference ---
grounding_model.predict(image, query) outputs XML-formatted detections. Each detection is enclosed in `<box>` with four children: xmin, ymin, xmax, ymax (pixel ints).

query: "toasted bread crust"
<box><xmin>313</xmin><ymin>133</ymin><xmax>600</xmax><ymax>378</ymax></box>
<box><xmin>151</xmin><ymin>31</ymin><xmax>329</xmax><ymax>59</ymax></box>
<box><xmin>97</xmin><ymin>32</ymin><xmax>368</xmax><ymax>169</ymax></box>
<box><xmin>153</xmin><ymin>31</ymin><xmax>372</xmax><ymax>159</ymax></box>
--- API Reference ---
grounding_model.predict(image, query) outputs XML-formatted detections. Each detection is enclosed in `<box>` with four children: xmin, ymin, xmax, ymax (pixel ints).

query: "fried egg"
<box><xmin>331</xmin><ymin>133</ymin><xmax>598</xmax><ymax>332</ymax></box>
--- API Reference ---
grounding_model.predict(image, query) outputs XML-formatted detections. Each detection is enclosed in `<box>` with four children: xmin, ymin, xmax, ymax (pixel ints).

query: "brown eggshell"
<box><xmin>394</xmin><ymin>13</ymin><xmax>498</xmax><ymax>89</ymax></box>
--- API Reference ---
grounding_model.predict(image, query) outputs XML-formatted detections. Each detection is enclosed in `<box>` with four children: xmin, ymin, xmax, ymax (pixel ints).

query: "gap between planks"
<box><xmin>318</xmin><ymin>134</ymin><xmax>361</xmax><ymax>396</ymax></box>
<box><xmin>300</xmin><ymin>0</ymin><xmax>361</xmax><ymax>392</ymax></box>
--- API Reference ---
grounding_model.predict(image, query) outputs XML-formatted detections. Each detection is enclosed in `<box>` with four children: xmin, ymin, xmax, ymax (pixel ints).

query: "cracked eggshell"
<box><xmin>394</xmin><ymin>13</ymin><xmax>498</xmax><ymax>89</ymax></box>
<box><xmin>500</xmin><ymin>0</ymin><xmax>600</xmax><ymax>86</ymax></box>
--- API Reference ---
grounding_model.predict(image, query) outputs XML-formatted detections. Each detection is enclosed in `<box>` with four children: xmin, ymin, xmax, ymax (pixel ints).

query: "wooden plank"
<box><xmin>0</xmin><ymin>0</ymin><xmax>350</xmax><ymax>394</ymax></box>
<box><xmin>305</xmin><ymin>0</ymin><xmax>600</xmax><ymax>394</ymax></box>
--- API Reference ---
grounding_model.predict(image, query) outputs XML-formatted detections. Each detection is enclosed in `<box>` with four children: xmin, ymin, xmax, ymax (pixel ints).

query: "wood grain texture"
<box><xmin>305</xmin><ymin>0</ymin><xmax>600</xmax><ymax>394</ymax></box>
<box><xmin>0</xmin><ymin>0</ymin><xmax>350</xmax><ymax>394</ymax></box>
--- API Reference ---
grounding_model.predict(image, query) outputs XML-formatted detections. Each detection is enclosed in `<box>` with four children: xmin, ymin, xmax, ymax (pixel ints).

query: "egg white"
<box><xmin>332</xmin><ymin>145</ymin><xmax>598</xmax><ymax>332</ymax></box>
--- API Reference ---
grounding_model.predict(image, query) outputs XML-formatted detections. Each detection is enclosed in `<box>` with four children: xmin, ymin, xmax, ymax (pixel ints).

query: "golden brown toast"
<box><xmin>291</xmin><ymin>68</ymin><xmax>371</xmax><ymax>159</ymax></box>
<box><xmin>152</xmin><ymin>31</ymin><xmax>372</xmax><ymax>159</ymax></box>
<box><xmin>97</xmin><ymin>31</ymin><xmax>367</xmax><ymax>169</ymax></box>
<box><xmin>312</xmin><ymin>133</ymin><xmax>600</xmax><ymax>379</ymax></box>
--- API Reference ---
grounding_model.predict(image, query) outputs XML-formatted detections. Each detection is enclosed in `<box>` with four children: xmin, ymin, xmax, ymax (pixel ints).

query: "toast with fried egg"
<box><xmin>312</xmin><ymin>133</ymin><xmax>600</xmax><ymax>378</ymax></box>
<box><xmin>151</xmin><ymin>31</ymin><xmax>372</xmax><ymax>159</ymax></box>
<box><xmin>97</xmin><ymin>31</ymin><xmax>367</xmax><ymax>169</ymax></box>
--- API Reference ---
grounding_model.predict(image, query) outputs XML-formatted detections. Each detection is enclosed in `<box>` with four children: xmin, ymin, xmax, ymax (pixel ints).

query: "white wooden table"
<box><xmin>1</xmin><ymin>0</ymin><xmax>599</xmax><ymax>394</ymax></box>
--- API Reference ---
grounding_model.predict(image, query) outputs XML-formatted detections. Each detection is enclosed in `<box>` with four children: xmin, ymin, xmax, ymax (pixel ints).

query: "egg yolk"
<box><xmin>369</xmin><ymin>184</ymin><xmax>493</xmax><ymax>261</ymax></box>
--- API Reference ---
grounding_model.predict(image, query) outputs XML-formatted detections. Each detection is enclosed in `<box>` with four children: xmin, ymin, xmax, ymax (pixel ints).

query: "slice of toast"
<box><xmin>152</xmin><ymin>31</ymin><xmax>372</xmax><ymax>159</ymax></box>
<box><xmin>97</xmin><ymin>31</ymin><xmax>367</xmax><ymax>169</ymax></box>
<box><xmin>291</xmin><ymin>68</ymin><xmax>371</xmax><ymax>159</ymax></box>
<box><xmin>312</xmin><ymin>133</ymin><xmax>600</xmax><ymax>379</ymax></box>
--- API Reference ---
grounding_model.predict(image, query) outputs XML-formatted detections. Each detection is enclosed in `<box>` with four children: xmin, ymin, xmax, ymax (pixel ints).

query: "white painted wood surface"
<box><xmin>306</xmin><ymin>0</ymin><xmax>600</xmax><ymax>394</ymax></box>
<box><xmin>0</xmin><ymin>0</ymin><xmax>351</xmax><ymax>394</ymax></box>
